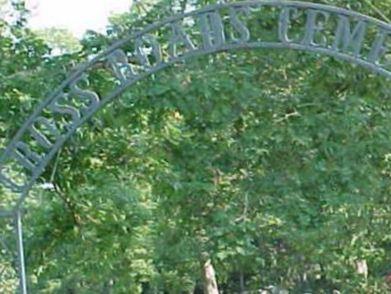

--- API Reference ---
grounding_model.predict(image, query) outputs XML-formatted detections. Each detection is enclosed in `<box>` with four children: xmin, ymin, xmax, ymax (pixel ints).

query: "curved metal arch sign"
<box><xmin>1</xmin><ymin>1</ymin><xmax>390</xmax><ymax>210</ymax></box>
<box><xmin>0</xmin><ymin>1</ymin><xmax>390</xmax><ymax>292</ymax></box>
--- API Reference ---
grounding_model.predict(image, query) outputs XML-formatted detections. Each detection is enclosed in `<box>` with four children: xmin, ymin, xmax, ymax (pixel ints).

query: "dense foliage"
<box><xmin>1</xmin><ymin>0</ymin><xmax>390</xmax><ymax>293</ymax></box>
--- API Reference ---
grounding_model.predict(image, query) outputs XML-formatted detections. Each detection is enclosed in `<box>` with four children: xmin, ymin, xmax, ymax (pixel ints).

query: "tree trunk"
<box><xmin>239</xmin><ymin>271</ymin><xmax>245</xmax><ymax>293</ymax></box>
<box><xmin>201</xmin><ymin>258</ymin><xmax>219</xmax><ymax>294</ymax></box>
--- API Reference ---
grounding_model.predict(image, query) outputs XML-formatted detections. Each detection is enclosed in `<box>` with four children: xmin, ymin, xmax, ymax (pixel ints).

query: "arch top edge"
<box><xmin>0</xmin><ymin>0</ymin><xmax>390</xmax><ymax>208</ymax></box>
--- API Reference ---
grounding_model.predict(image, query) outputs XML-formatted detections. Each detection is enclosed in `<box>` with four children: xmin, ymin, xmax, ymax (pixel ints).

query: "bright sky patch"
<box><xmin>26</xmin><ymin>0</ymin><xmax>132</xmax><ymax>37</ymax></box>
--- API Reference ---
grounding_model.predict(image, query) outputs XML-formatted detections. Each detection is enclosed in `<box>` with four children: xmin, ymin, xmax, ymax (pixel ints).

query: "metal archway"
<box><xmin>0</xmin><ymin>1</ymin><xmax>390</xmax><ymax>292</ymax></box>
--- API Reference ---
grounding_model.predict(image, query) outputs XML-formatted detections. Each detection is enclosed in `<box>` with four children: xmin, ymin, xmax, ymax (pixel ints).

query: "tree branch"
<box><xmin>363</xmin><ymin>0</ymin><xmax>390</xmax><ymax>23</ymax></box>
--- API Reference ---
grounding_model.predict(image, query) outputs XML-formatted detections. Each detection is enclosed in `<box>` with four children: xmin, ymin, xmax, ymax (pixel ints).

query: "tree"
<box><xmin>1</xmin><ymin>0</ymin><xmax>390</xmax><ymax>293</ymax></box>
<box><xmin>34</xmin><ymin>27</ymin><xmax>81</xmax><ymax>55</ymax></box>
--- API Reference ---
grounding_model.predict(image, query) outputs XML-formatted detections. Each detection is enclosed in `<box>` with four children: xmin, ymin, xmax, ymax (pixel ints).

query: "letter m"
<box><xmin>333</xmin><ymin>16</ymin><xmax>367</xmax><ymax>57</ymax></box>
